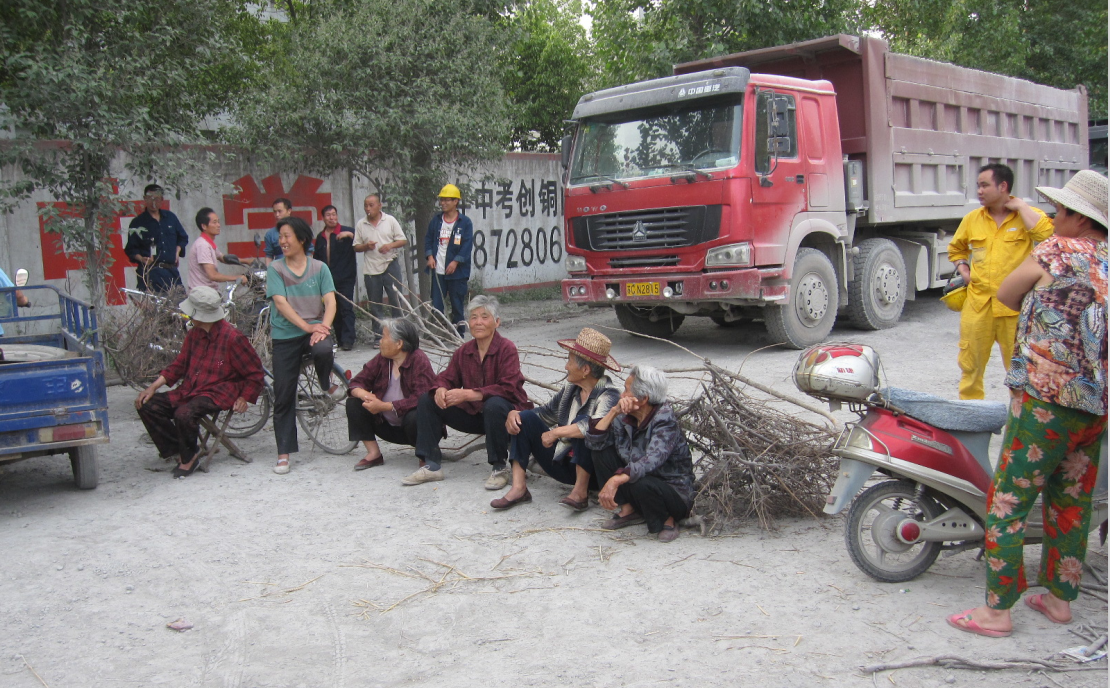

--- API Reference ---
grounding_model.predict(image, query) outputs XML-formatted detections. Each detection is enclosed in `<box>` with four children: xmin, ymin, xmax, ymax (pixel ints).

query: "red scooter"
<box><xmin>795</xmin><ymin>344</ymin><xmax>1108</xmax><ymax>583</ymax></box>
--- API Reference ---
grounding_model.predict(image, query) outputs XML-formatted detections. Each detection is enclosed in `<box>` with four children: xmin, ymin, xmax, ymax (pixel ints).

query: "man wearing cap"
<box><xmin>947</xmin><ymin>164</ymin><xmax>1053</xmax><ymax>399</ymax></box>
<box><xmin>354</xmin><ymin>194</ymin><xmax>408</xmax><ymax>341</ymax></box>
<box><xmin>423</xmin><ymin>184</ymin><xmax>472</xmax><ymax>335</ymax></box>
<box><xmin>135</xmin><ymin>287</ymin><xmax>265</xmax><ymax>478</ymax></box>
<box><xmin>314</xmin><ymin>205</ymin><xmax>358</xmax><ymax>350</ymax></box>
<box><xmin>490</xmin><ymin>328</ymin><xmax>622</xmax><ymax>511</ymax></box>
<box><xmin>124</xmin><ymin>184</ymin><xmax>189</xmax><ymax>293</ymax></box>
<box><xmin>947</xmin><ymin>169</ymin><xmax>1107</xmax><ymax>638</ymax></box>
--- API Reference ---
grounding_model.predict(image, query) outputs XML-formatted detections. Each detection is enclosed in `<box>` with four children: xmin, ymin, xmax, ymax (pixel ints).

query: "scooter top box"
<box><xmin>793</xmin><ymin>343</ymin><xmax>880</xmax><ymax>402</ymax></box>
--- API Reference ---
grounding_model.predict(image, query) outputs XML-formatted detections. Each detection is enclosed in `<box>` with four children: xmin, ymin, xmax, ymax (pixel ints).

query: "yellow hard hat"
<box><xmin>438</xmin><ymin>184</ymin><xmax>461</xmax><ymax>199</ymax></box>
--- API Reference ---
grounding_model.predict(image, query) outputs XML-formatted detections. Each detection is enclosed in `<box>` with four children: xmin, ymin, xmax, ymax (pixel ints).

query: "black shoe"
<box><xmin>173</xmin><ymin>454</ymin><xmax>202</xmax><ymax>478</ymax></box>
<box><xmin>341</xmin><ymin>343</ymin><xmax>354</xmax><ymax>351</ymax></box>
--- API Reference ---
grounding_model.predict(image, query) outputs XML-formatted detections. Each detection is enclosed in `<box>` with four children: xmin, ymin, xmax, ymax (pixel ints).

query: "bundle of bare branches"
<box><xmin>675</xmin><ymin>363</ymin><xmax>839</xmax><ymax>533</ymax></box>
<box><xmin>101</xmin><ymin>285</ymin><xmax>190</xmax><ymax>388</ymax></box>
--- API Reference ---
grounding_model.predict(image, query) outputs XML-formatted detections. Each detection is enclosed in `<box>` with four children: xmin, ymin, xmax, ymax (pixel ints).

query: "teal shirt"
<box><xmin>266</xmin><ymin>258</ymin><xmax>335</xmax><ymax>340</ymax></box>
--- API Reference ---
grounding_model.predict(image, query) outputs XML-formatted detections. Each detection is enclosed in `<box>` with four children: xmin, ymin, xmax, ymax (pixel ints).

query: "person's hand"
<box><xmin>239</xmin><ymin>275</ymin><xmax>249</xmax><ymax>285</ymax></box>
<box><xmin>541</xmin><ymin>430</ymin><xmax>558</xmax><ymax>448</ymax></box>
<box><xmin>338</xmin><ymin>231</ymin><xmax>355</xmax><ymax>240</ymax></box>
<box><xmin>1003</xmin><ymin>196</ymin><xmax>1029</xmax><ymax>213</ymax></box>
<box><xmin>308</xmin><ymin>322</ymin><xmax>330</xmax><ymax>346</ymax></box>
<box><xmin>233</xmin><ymin>397</ymin><xmax>248</xmax><ymax>414</ymax></box>
<box><xmin>135</xmin><ymin>386</ymin><xmax>156</xmax><ymax>410</ymax></box>
<box><xmin>445</xmin><ymin>260</ymin><xmax>458</xmax><ymax>276</ymax></box>
<box><xmin>617</xmin><ymin>395</ymin><xmax>642</xmax><ymax>415</ymax></box>
<box><xmin>377</xmin><ymin>244</ymin><xmax>392</xmax><ymax>254</ymax></box>
<box><xmin>599</xmin><ymin>475</ymin><xmax>628</xmax><ymax>510</ymax></box>
<box><xmin>434</xmin><ymin>387</ymin><xmax>449</xmax><ymax>409</ymax></box>
<box><xmin>505</xmin><ymin>410</ymin><xmax>521</xmax><ymax>435</ymax></box>
<box><xmin>442</xmin><ymin>388</ymin><xmax>473</xmax><ymax>407</ymax></box>
<box><xmin>366</xmin><ymin>399</ymin><xmax>392</xmax><ymax>414</ymax></box>
<box><xmin>426</xmin><ymin>256</ymin><xmax>436</xmax><ymax>270</ymax></box>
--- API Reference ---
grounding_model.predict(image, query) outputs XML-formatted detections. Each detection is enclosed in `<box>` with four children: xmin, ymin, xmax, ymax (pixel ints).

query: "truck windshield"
<box><xmin>570</xmin><ymin>101</ymin><xmax>742</xmax><ymax>185</ymax></box>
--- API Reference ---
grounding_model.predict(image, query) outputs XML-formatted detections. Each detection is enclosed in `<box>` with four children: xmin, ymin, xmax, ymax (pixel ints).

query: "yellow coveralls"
<box><xmin>947</xmin><ymin>204</ymin><xmax>1052</xmax><ymax>399</ymax></box>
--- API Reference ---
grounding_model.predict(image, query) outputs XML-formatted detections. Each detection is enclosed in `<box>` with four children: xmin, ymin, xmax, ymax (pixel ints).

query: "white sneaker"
<box><xmin>273</xmin><ymin>459</ymin><xmax>290</xmax><ymax>475</ymax></box>
<box><xmin>402</xmin><ymin>466</ymin><xmax>444</xmax><ymax>485</ymax></box>
<box><xmin>484</xmin><ymin>467</ymin><xmax>510</xmax><ymax>491</ymax></box>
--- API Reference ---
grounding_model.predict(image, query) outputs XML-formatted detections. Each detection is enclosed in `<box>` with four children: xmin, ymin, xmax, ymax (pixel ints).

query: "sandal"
<box><xmin>657</xmin><ymin>524</ymin><xmax>679</xmax><ymax>542</ymax></box>
<box><xmin>946</xmin><ymin>609</ymin><xmax>1012</xmax><ymax>637</ymax></box>
<box><xmin>173</xmin><ymin>453</ymin><xmax>202</xmax><ymax>479</ymax></box>
<box><xmin>1024</xmin><ymin>594</ymin><xmax>1072</xmax><ymax>624</ymax></box>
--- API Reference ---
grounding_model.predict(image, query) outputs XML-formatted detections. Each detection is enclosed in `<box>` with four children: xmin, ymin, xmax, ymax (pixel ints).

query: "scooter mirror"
<box><xmin>253</xmin><ymin>233</ymin><xmax>263</xmax><ymax>249</ymax></box>
<box><xmin>14</xmin><ymin>269</ymin><xmax>28</xmax><ymax>287</ymax></box>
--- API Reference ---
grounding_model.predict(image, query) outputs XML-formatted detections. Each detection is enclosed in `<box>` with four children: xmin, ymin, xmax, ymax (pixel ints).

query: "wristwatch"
<box><xmin>954</xmin><ymin>260</ymin><xmax>969</xmax><ymax>269</ymax></box>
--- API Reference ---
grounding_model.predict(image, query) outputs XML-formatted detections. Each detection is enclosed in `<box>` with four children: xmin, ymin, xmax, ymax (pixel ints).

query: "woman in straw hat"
<box><xmin>948</xmin><ymin>169</ymin><xmax>1108</xmax><ymax>638</ymax></box>
<box><xmin>491</xmin><ymin>328</ymin><xmax>622</xmax><ymax>511</ymax></box>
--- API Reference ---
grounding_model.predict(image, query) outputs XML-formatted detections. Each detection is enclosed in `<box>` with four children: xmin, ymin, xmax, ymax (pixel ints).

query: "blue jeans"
<box><xmin>430</xmin><ymin>273</ymin><xmax>467</xmax><ymax>335</ymax></box>
<box><xmin>509</xmin><ymin>410</ymin><xmax>596</xmax><ymax>488</ymax></box>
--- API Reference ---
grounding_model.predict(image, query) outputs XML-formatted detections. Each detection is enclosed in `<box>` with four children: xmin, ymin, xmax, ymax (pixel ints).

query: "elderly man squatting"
<box><xmin>491</xmin><ymin>328</ymin><xmax>621</xmax><ymax>510</ymax></box>
<box><xmin>135</xmin><ymin>287</ymin><xmax>265</xmax><ymax>478</ymax></box>
<box><xmin>346</xmin><ymin>318</ymin><xmax>436</xmax><ymax>470</ymax></box>
<box><xmin>586</xmin><ymin>365</ymin><xmax>695</xmax><ymax>542</ymax></box>
<box><xmin>406</xmin><ymin>295</ymin><xmax>530</xmax><ymax>487</ymax></box>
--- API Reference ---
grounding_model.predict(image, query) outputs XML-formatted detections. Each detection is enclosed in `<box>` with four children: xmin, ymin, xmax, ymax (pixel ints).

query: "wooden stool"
<box><xmin>198</xmin><ymin>409</ymin><xmax>252</xmax><ymax>472</ymax></box>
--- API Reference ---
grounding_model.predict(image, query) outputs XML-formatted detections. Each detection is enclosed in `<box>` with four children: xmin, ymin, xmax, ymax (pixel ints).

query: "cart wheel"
<box><xmin>69</xmin><ymin>444</ymin><xmax>99</xmax><ymax>489</ymax></box>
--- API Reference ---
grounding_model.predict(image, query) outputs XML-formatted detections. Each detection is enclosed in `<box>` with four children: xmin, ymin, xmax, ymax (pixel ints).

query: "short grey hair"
<box><xmin>467</xmin><ymin>294</ymin><xmax>501</xmax><ymax>321</ymax></box>
<box><xmin>382</xmin><ymin>317</ymin><xmax>420</xmax><ymax>353</ymax></box>
<box><xmin>571</xmin><ymin>353</ymin><xmax>606</xmax><ymax>381</ymax></box>
<box><xmin>628</xmin><ymin>365</ymin><xmax>668</xmax><ymax>405</ymax></box>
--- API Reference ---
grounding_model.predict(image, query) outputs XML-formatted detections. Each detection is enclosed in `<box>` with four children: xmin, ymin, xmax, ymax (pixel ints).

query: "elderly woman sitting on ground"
<box><xmin>346</xmin><ymin>318</ymin><xmax>436</xmax><ymax>471</ymax></box>
<box><xmin>490</xmin><ymin>328</ymin><xmax>622</xmax><ymax>511</ymax></box>
<box><xmin>585</xmin><ymin>365</ymin><xmax>695</xmax><ymax>542</ymax></box>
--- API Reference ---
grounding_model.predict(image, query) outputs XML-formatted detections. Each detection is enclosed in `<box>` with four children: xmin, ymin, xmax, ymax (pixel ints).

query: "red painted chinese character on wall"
<box><xmin>223</xmin><ymin>174</ymin><xmax>332</xmax><ymax>259</ymax></box>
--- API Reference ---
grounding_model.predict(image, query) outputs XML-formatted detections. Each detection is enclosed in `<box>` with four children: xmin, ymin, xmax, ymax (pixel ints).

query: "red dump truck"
<box><xmin>560</xmin><ymin>34</ymin><xmax>1088</xmax><ymax>347</ymax></box>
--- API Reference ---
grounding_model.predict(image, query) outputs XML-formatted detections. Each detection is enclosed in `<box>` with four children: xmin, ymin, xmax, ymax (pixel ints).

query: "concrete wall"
<box><xmin>0</xmin><ymin>151</ymin><xmax>567</xmax><ymax>304</ymax></box>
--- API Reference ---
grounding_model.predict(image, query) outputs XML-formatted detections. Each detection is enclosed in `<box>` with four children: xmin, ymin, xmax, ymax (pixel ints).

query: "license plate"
<box><xmin>625</xmin><ymin>281</ymin><xmax>660</xmax><ymax>297</ymax></box>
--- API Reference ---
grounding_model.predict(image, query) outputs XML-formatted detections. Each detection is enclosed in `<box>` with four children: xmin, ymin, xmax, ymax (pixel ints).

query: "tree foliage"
<box><xmin>501</xmin><ymin>0</ymin><xmax>595</xmax><ymax>151</ymax></box>
<box><xmin>0</xmin><ymin>0</ymin><xmax>259</xmax><ymax>305</ymax></box>
<box><xmin>865</xmin><ymin>0</ymin><xmax>1107</xmax><ymax>119</ymax></box>
<box><xmin>233</xmin><ymin>0</ymin><xmax>511</xmax><ymax>296</ymax></box>
<box><xmin>590</xmin><ymin>0</ymin><xmax>863</xmax><ymax>88</ymax></box>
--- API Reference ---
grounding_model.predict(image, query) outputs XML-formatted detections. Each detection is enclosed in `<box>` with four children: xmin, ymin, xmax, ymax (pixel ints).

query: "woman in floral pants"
<box><xmin>948</xmin><ymin>170</ymin><xmax>1108</xmax><ymax>638</ymax></box>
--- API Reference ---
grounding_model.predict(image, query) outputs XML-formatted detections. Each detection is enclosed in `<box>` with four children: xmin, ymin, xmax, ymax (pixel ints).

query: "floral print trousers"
<box><xmin>985</xmin><ymin>390</ymin><xmax>1106</xmax><ymax>609</ymax></box>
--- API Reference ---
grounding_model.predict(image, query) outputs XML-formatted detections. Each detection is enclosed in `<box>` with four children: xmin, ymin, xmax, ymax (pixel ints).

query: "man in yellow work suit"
<box><xmin>948</xmin><ymin>163</ymin><xmax>1053</xmax><ymax>399</ymax></box>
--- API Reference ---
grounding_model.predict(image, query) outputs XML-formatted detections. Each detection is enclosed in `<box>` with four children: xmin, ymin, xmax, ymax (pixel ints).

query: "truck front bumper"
<box><xmin>562</xmin><ymin>267</ymin><xmax>786</xmax><ymax>307</ymax></box>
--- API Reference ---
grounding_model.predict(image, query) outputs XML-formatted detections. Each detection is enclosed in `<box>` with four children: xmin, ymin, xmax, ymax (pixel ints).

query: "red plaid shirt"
<box><xmin>433</xmin><ymin>331</ymin><xmax>531</xmax><ymax>414</ymax></box>
<box><xmin>160</xmin><ymin>320</ymin><xmax>265</xmax><ymax>409</ymax></box>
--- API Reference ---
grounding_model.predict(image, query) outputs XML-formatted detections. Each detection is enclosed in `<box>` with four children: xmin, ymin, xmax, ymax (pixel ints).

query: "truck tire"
<box><xmin>69</xmin><ymin>444</ymin><xmax>99</xmax><ymax>489</ymax></box>
<box><xmin>848</xmin><ymin>238</ymin><xmax>907</xmax><ymax>330</ymax></box>
<box><xmin>764</xmin><ymin>248</ymin><xmax>838</xmax><ymax>349</ymax></box>
<box><xmin>614</xmin><ymin>305</ymin><xmax>685</xmax><ymax>339</ymax></box>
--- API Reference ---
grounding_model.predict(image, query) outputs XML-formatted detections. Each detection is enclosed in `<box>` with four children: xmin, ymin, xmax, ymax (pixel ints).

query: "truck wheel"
<box><xmin>614</xmin><ymin>305</ymin><xmax>685</xmax><ymax>339</ymax></box>
<box><xmin>764</xmin><ymin>248</ymin><xmax>838</xmax><ymax>349</ymax></box>
<box><xmin>845</xmin><ymin>480</ymin><xmax>942</xmax><ymax>583</ymax></box>
<box><xmin>69</xmin><ymin>445</ymin><xmax>99</xmax><ymax>489</ymax></box>
<box><xmin>848</xmin><ymin>238</ymin><xmax>906</xmax><ymax>330</ymax></box>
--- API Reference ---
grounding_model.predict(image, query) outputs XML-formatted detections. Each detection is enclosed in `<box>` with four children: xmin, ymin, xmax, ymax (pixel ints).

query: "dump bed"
<box><xmin>675</xmin><ymin>34</ymin><xmax>1089</xmax><ymax>226</ymax></box>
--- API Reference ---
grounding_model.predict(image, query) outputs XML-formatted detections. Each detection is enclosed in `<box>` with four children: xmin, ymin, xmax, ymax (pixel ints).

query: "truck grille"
<box><xmin>571</xmin><ymin>205</ymin><xmax>721</xmax><ymax>252</ymax></box>
<box><xmin>609</xmin><ymin>256</ymin><xmax>680</xmax><ymax>268</ymax></box>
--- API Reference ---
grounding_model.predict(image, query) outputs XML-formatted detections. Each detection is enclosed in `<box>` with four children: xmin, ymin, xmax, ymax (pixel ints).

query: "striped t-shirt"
<box><xmin>266</xmin><ymin>258</ymin><xmax>336</xmax><ymax>340</ymax></box>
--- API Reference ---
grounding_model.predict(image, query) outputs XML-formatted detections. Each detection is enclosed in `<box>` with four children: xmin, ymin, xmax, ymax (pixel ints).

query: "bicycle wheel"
<box><xmin>224</xmin><ymin>384</ymin><xmax>273</xmax><ymax>438</ymax></box>
<box><xmin>295</xmin><ymin>361</ymin><xmax>357</xmax><ymax>454</ymax></box>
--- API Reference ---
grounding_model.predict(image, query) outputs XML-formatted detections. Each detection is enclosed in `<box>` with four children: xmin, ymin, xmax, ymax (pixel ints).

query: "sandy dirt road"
<box><xmin>1</xmin><ymin>295</ymin><xmax>1106</xmax><ymax>687</ymax></box>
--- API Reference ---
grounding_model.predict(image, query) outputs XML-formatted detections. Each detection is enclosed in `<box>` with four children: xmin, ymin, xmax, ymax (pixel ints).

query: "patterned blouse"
<box><xmin>1005</xmin><ymin>236</ymin><xmax>1107</xmax><ymax>415</ymax></box>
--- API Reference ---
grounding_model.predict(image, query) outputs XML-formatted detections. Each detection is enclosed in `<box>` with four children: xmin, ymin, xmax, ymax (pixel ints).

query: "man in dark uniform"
<box><xmin>124</xmin><ymin>184</ymin><xmax>189</xmax><ymax>292</ymax></box>
<box><xmin>313</xmin><ymin>204</ymin><xmax>358</xmax><ymax>350</ymax></box>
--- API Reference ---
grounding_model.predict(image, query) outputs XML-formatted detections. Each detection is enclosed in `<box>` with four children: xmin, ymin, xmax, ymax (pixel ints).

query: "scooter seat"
<box><xmin>881</xmin><ymin>387</ymin><xmax>1008</xmax><ymax>434</ymax></box>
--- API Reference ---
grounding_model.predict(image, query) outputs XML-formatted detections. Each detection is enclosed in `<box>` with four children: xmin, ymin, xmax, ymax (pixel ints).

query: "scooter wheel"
<box><xmin>845</xmin><ymin>480</ymin><xmax>942</xmax><ymax>583</ymax></box>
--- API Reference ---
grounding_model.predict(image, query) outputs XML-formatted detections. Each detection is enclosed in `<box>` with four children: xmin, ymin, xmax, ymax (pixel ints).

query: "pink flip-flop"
<box><xmin>1024</xmin><ymin>594</ymin><xmax>1072</xmax><ymax>624</ymax></box>
<box><xmin>946</xmin><ymin>609</ymin><xmax>1012</xmax><ymax>637</ymax></box>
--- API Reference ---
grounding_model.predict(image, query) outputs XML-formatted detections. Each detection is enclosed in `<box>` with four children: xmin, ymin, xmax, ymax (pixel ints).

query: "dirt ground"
<box><xmin>1</xmin><ymin>294</ymin><xmax>1106</xmax><ymax>687</ymax></box>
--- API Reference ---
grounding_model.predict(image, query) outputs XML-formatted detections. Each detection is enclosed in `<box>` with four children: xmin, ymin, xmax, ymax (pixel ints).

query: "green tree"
<box><xmin>865</xmin><ymin>0</ymin><xmax>1107</xmax><ymax>119</ymax></box>
<box><xmin>502</xmin><ymin>0</ymin><xmax>595</xmax><ymax>151</ymax></box>
<box><xmin>233</xmin><ymin>0</ymin><xmax>511</xmax><ymax>297</ymax></box>
<box><xmin>0</xmin><ymin>0</ymin><xmax>261</xmax><ymax>306</ymax></box>
<box><xmin>590</xmin><ymin>0</ymin><xmax>863</xmax><ymax>88</ymax></box>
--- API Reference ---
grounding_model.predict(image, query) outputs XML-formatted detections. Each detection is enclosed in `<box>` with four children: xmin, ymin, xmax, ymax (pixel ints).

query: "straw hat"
<box><xmin>1036</xmin><ymin>169</ymin><xmax>1108</xmax><ymax>228</ymax></box>
<box><xmin>557</xmin><ymin>327</ymin><xmax>621</xmax><ymax>373</ymax></box>
<box><xmin>179</xmin><ymin>286</ymin><xmax>227</xmax><ymax>323</ymax></box>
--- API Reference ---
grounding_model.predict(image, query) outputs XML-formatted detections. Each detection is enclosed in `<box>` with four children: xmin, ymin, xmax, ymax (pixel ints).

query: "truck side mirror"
<box><xmin>561</xmin><ymin>134</ymin><xmax>573</xmax><ymax>169</ymax></box>
<box><xmin>15</xmin><ymin>269</ymin><xmax>28</xmax><ymax>287</ymax></box>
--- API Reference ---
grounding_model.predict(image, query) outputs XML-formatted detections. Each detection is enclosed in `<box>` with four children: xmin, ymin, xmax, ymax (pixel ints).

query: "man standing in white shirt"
<box><xmin>354</xmin><ymin>194</ymin><xmax>408</xmax><ymax>338</ymax></box>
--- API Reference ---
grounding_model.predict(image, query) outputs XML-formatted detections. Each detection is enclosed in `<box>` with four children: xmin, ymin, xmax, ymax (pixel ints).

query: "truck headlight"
<box><xmin>565</xmin><ymin>255</ymin><xmax>587</xmax><ymax>273</ymax></box>
<box><xmin>706</xmin><ymin>242</ymin><xmax>752</xmax><ymax>267</ymax></box>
